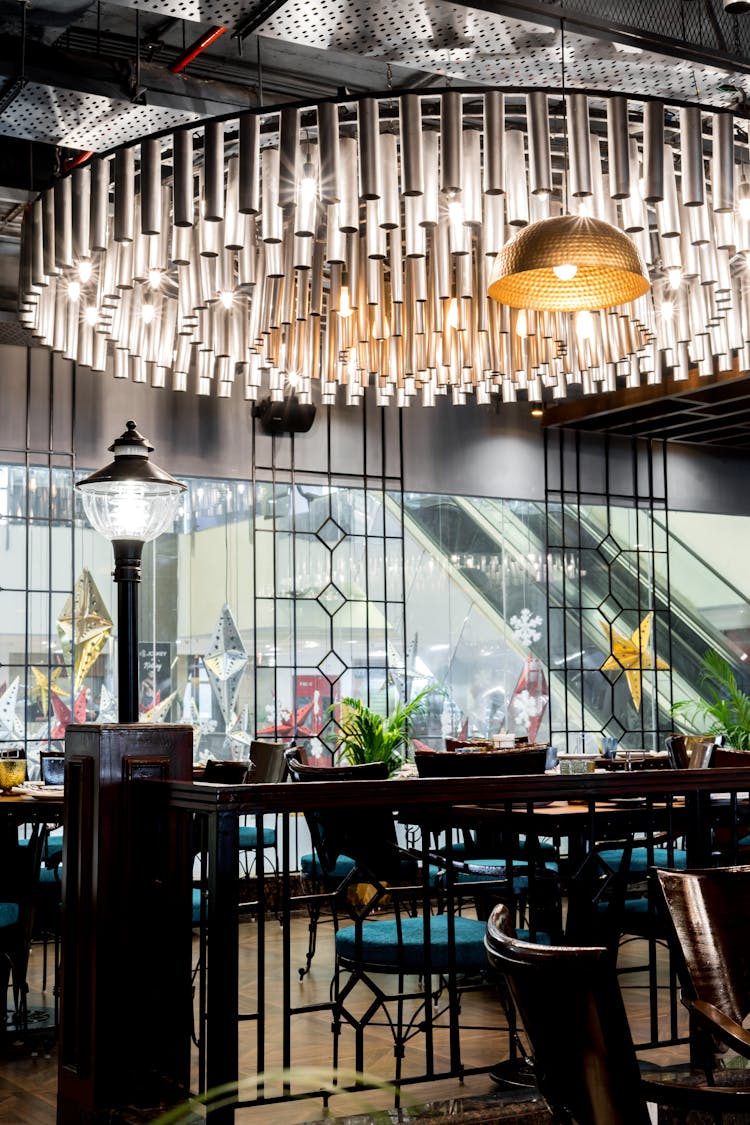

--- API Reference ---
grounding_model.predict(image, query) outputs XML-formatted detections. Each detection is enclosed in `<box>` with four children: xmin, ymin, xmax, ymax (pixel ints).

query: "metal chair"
<box><xmin>238</xmin><ymin>740</ymin><xmax>288</xmax><ymax>878</ymax></box>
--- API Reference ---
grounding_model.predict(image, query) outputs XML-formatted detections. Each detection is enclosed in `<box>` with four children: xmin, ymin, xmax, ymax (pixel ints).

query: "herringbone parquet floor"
<box><xmin>0</xmin><ymin>914</ymin><xmax>689</xmax><ymax>1125</ymax></box>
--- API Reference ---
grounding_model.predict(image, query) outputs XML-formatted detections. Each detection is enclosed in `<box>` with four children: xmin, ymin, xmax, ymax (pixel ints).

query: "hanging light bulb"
<box><xmin>516</xmin><ymin>309</ymin><xmax>529</xmax><ymax>338</ymax></box>
<box><xmin>68</xmin><ymin>280</ymin><xmax>81</xmax><ymax>302</ymax></box>
<box><xmin>298</xmin><ymin>157</ymin><xmax>317</xmax><ymax>204</ymax></box>
<box><xmin>661</xmin><ymin>300</ymin><xmax>674</xmax><ymax>321</ymax></box>
<box><xmin>667</xmin><ymin>266</ymin><xmax>682</xmax><ymax>290</ymax></box>
<box><xmin>575</xmin><ymin>309</ymin><xmax>594</xmax><ymax>339</ymax></box>
<box><xmin>448</xmin><ymin>199</ymin><xmax>464</xmax><ymax>225</ymax></box>
<box><xmin>84</xmin><ymin>305</ymin><xmax>99</xmax><ymax>326</ymax></box>
<box><xmin>446</xmin><ymin>297</ymin><xmax>459</xmax><ymax>330</ymax></box>
<box><xmin>78</xmin><ymin>260</ymin><xmax>93</xmax><ymax>283</ymax></box>
<box><xmin>739</xmin><ymin>182</ymin><xmax>750</xmax><ymax>221</ymax></box>
<box><xmin>553</xmin><ymin>263</ymin><xmax>578</xmax><ymax>281</ymax></box>
<box><xmin>142</xmin><ymin>303</ymin><xmax>155</xmax><ymax>325</ymax></box>
<box><xmin>338</xmin><ymin>285</ymin><xmax>353</xmax><ymax>318</ymax></box>
<box><xmin>148</xmin><ymin>268</ymin><xmax>162</xmax><ymax>289</ymax></box>
<box><xmin>219</xmin><ymin>290</ymin><xmax>234</xmax><ymax>310</ymax></box>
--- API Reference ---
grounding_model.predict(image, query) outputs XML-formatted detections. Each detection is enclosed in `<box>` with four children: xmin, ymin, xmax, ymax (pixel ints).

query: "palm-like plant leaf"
<box><xmin>671</xmin><ymin>651</ymin><xmax>750</xmax><ymax>750</ymax></box>
<box><xmin>333</xmin><ymin>688</ymin><xmax>436</xmax><ymax>775</ymax></box>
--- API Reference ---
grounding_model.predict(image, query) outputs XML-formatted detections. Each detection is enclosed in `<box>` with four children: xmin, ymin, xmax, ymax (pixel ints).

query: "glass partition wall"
<box><xmin>2</xmin><ymin>416</ymin><xmax>750</xmax><ymax>768</ymax></box>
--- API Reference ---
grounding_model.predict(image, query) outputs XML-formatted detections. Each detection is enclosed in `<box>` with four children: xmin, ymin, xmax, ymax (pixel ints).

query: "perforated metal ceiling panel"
<box><xmin>0</xmin><ymin>81</ymin><xmax>204</xmax><ymax>149</ymax></box>
<box><xmin>80</xmin><ymin>0</ymin><xmax>257</xmax><ymax>25</ymax></box>
<box><xmin>255</xmin><ymin>0</ymin><xmax>750</xmax><ymax>105</ymax></box>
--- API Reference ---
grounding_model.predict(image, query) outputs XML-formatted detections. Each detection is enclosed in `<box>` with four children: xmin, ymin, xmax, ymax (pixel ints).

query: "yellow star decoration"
<box><xmin>600</xmin><ymin>611</ymin><xmax>670</xmax><ymax>710</ymax></box>
<box><xmin>29</xmin><ymin>666</ymin><xmax>65</xmax><ymax>717</ymax></box>
<box><xmin>57</xmin><ymin>568</ymin><xmax>113</xmax><ymax>692</ymax></box>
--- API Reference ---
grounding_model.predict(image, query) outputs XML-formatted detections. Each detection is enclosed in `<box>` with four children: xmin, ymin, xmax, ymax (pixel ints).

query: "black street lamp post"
<box><xmin>76</xmin><ymin>421</ymin><xmax>186</xmax><ymax>723</ymax></box>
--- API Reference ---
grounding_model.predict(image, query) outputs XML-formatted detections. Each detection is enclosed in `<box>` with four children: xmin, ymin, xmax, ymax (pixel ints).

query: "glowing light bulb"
<box><xmin>448</xmin><ymin>200</ymin><xmax>464</xmax><ymax>225</ymax></box>
<box><xmin>286</xmin><ymin>370</ymin><xmax>300</xmax><ymax>388</ymax></box>
<box><xmin>740</xmin><ymin>196</ymin><xmax>750</xmax><ymax>222</ymax></box>
<box><xmin>142</xmin><ymin>303</ymin><xmax>155</xmax><ymax>325</ymax></box>
<box><xmin>661</xmin><ymin>300</ymin><xmax>674</xmax><ymax>321</ymax></box>
<box><xmin>298</xmin><ymin>161</ymin><xmax>317</xmax><ymax>203</ymax></box>
<box><xmin>219</xmin><ymin>290</ymin><xmax>234</xmax><ymax>310</ymax></box>
<box><xmin>84</xmin><ymin>305</ymin><xmax>99</xmax><ymax>327</ymax></box>
<box><xmin>667</xmin><ymin>267</ymin><xmax>682</xmax><ymax>291</ymax></box>
<box><xmin>68</xmin><ymin>280</ymin><xmax>81</xmax><ymax>302</ymax></box>
<box><xmin>148</xmin><ymin>268</ymin><xmax>162</xmax><ymax>289</ymax></box>
<box><xmin>575</xmin><ymin>309</ymin><xmax>594</xmax><ymax>340</ymax></box>
<box><xmin>553</xmin><ymin>263</ymin><xmax>578</xmax><ymax>281</ymax></box>
<box><xmin>338</xmin><ymin>285</ymin><xmax>353</xmax><ymax>318</ymax></box>
<box><xmin>516</xmin><ymin>309</ymin><xmax>528</xmax><ymax>338</ymax></box>
<box><xmin>446</xmin><ymin>298</ymin><xmax>459</xmax><ymax>330</ymax></box>
<box><xmin>577</xmin><ymin>200</ymin><xmax>592</xmax><ymax>218</ymax></box>
<box><xmin>78</xmin><ymin>260</ymin><xmax>93</xmax><ymax>283</ymax></box>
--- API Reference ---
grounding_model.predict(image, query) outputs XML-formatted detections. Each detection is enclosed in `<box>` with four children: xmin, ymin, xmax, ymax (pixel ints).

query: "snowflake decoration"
<box><xmin>509</xmin><ymin>607</ymin><xmax>543</xmax><ymax>647</ymax></box>
<box><xmin>512</xmin><ymin>689</ymin><xmax>549</xmax><ymax>733</ymax></box>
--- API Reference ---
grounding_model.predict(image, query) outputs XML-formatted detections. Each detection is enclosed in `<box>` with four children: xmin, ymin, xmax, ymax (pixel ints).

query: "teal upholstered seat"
<box><xmin>301</xmin><ymin>852</ymin><xmax>356</xmax><ymax>879</ymax></box>
<box><xmin>336</xmin><ymin>914</ymin><xmax>550</xmax><ymax>971</ymax></box>
<box><xmin>192</xmin><ymin>887</ymin><xmax>202</xmax><ymax>925</ymax></box>
<box><xmin>337</xmin><ymin>915</ymin><xmax>489</xmax><ymax>971</ymax></box>
<box><xmin>238</xmin><ymin>824</ymin><xmax>277</xmax><ymax>850</ymax></box>
<box><xmin>598</xmin><ymin>846</ymin><xmax>687</xmax><ymax>873</ymax></box>
<box><xmin>0</xmin><ymin>903</ymin><xmax>19</xmax><ymax>928</ymax></box>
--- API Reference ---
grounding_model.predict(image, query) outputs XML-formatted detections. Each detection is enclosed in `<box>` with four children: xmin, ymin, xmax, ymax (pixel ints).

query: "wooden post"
<box><xmin>57</xmin><ymin>724</ymin><xmax>193</xmax><ymax>1124</ymax></box>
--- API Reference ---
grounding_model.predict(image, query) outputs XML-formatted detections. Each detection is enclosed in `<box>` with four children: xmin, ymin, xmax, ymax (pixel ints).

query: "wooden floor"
<box><xmin>0</xmin><ymin>915</ymin><xmax>690</xmax><ymax>1125</ymax></box>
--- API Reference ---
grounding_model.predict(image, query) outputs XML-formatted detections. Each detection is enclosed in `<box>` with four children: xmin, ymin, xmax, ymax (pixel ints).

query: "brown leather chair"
<box><xmin>654</xmin><ymin>866</ymin><xmax>750</xmax><ymax>1076</ymax></box>
<box><xmin>248</xmin><ymin>739</ymin><xmax>288</xmax><ymax>784</ymax></box>
<box><xmin>485</xmin><ymin>902</ymin><xmax>750</xmax><ymax>1125</ymax></box>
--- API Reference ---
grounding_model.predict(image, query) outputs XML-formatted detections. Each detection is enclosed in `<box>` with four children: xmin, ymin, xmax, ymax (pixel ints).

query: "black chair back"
<box><xmin>414</xmin><ymin>747</ymin><xmax>546</xmax><ymax>778</ymax></box>
<box><xmin>287</xmin><ymin>759</ymin><xmax>400</xmax><ymax>880</ymax></box>
<box><xmin>485</xmin><ymin>903</ymin><xmax>651</xmax><ymax>1125</ymax></box>
<box><xmin>202</xmin><ymin>759</ymin><xmax>251</xmax><ymax>784</ymax></box>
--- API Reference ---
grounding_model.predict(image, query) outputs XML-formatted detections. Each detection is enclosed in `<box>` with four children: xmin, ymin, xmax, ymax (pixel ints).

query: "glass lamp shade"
<box><xmin>76</xmin><ymin>420</ymin><xmax>185</xmax><ymax>543</ymax></box>
<box><xmin>79</xmin><ymin>480</ymin><xmax>183</xmax><ymax>542</ymax></box>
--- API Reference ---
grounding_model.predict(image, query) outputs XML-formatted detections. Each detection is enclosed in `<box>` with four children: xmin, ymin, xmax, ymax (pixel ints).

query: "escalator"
<box><xmin>402</xmin><ymin>492</ymin><xmax>748</xmax><ymax>740</ymax></box>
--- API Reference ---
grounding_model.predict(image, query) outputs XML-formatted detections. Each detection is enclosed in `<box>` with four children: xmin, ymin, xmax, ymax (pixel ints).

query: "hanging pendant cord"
<box><xmin>560</xmin><ymin>17</ymin><xmax>569</xmax><ymax>216</ymax></box>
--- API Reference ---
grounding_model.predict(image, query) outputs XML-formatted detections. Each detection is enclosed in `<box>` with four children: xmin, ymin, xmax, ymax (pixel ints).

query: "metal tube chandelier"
<box><xmin>17</xmin><ymin>89</ymin><xmax>750</xmax><ymax>407</ymax></box>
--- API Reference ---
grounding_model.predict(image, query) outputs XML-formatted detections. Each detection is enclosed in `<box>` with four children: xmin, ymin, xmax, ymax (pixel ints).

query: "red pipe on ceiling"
<box><xmin>169</xmin><ymin>26</ymin><xmax>227</xmax><ymax>74</ymax></box>
<box><xmin>62</xmin><ymin>149</ymin><xmax>94</xmax><ymax>173</ymax></box>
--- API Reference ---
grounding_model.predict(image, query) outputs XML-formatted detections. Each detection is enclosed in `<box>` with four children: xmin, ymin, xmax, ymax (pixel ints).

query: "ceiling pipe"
<box><xmin>169</xmin><ymin>26</ymin><xmax>227</xmax><ymax>75</ymax></box>
<box><xmin>62</xmin><ymin>149</ymin><xmax>94</xmax><ymax>174</ymax></box>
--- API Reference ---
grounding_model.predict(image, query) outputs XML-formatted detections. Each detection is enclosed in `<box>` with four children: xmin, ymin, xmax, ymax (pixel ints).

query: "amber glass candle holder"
<box><xmin>0</xmin><ymin>757</ymin><xmax>26</xmax><ymax>794</ymax></box>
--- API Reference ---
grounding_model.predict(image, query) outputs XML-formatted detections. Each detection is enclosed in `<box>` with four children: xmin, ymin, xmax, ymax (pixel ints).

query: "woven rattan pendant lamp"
<box><xmin>487</xmin><ymin>213</ymin><xmax>651</xmax><ymax>311</ymax></box>
<box><xmin>488</xmin><ymin>17</ymin><xmax>651</xmax><ymax>314</ymax></box>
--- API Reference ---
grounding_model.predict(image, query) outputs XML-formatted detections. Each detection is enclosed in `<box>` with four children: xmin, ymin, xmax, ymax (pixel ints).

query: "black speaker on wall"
<box><xmin>252</xmin><ymin>395</ymin><xmax>317</xmax><ymax>435</ymax></box>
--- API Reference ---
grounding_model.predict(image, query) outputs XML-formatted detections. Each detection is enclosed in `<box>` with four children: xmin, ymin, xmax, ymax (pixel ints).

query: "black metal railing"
<box><xmin>168</xmin><ymin>767</ymin><xmax>750</xmax><ymax>1123</ymax></box>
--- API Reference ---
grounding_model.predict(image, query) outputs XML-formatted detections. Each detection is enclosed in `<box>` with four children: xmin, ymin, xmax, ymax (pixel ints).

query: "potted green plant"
<box><xmin>671</xmin><ymin>650</ymin><xmax>750</xmax><ymax>751</ymax></box>
<box><xmin>332</xmin><ymin>688</ymin><xmax>435</xmax><ymax>776</ymax></box>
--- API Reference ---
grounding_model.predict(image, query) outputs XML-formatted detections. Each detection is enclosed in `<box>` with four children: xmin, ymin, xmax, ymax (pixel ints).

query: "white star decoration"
<box><xmin>0</xmin><ymin>677</ymin><xmax>25</xmax><ymax>741</ymax></box>
<box><xmin>202</xmin><ymin>604</ymin><xmax>249</xmax><ymax>725</ymax></box>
